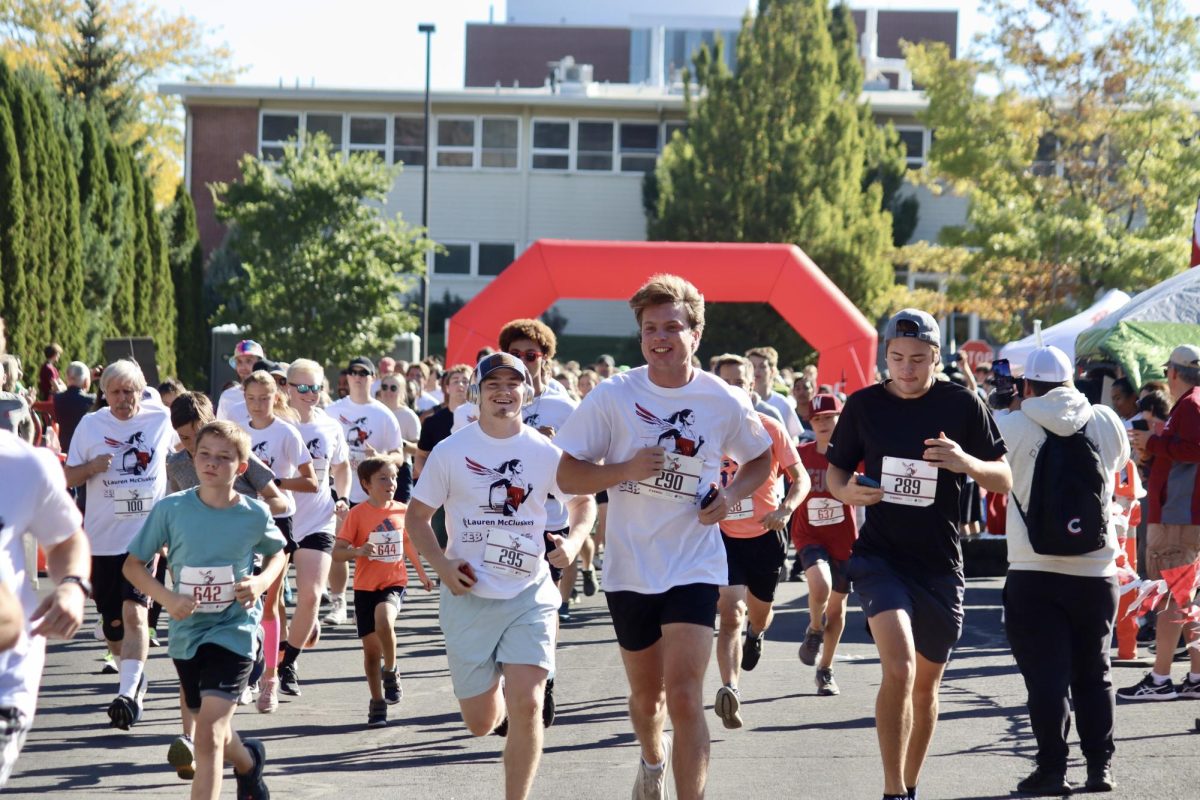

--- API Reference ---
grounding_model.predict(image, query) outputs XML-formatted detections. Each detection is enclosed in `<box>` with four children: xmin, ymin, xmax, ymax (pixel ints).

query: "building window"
<box><xmin>895</xmin><ymin>127</ymin><xmax>927</xmax><ymax>168</ymax></box>
<box><xmin>663</xmin><ymin>121</ymin><xmax>687</xmax><ymax>146</ymax></box>
<box><xmin>578</xmin><ymin>121</ymin><xmax>615</xmax><ymax>171</ymax></box>
<box><xmin>437</xmin><ymin>119</ymin><xmax>475</xmax><ymax>167</ymax></box>
<box><xmin>348</xmin><ymin>115</ymin><xmax>387</xmax><ymax>162</ymax></box>
<box><xmin>260</xmin><ymin>113</ymin><xmax>299</xmax><ymax>160</ymax></box>
<box><xmin>305</xmin><ymin>113</ymin><xmax>343</xmax><ymax>149</ymax></box>
<box><xmin>619</xmin><ymin>122</ymin><xmax>659</xmax><ymax>172</ymax></box>
<box><xmin>434</xmin><ymin>243</ymin><xmax>472</xmax><ymax>275</ymax></box>
<box><xmin>394</xmin><ymin>116</ymin><xmax>425</xmax><ymax>166</ymax></box>
<box><xmin>478</xmin><ymin>243</ymin><xmax>516</xmax><ymax>276</ymax></box>
<box><xmin>532</xmin><ymin>120</ymin><xmax>570</xmax><ymax>170</ymax></box>
<box><xmin>481</xmin><ymin>118</ymin><xmax>519</xmax><ymax>168</ymax></box>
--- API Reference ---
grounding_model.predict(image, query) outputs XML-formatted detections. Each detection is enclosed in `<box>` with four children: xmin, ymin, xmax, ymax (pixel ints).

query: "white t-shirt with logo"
<box><xmin>555</xmin><ymin>366</ymin><xmax>772</xmax><ymax>594</ymax></box>
<box><xmin>246</xmin><ymin>417</ymin><xmax>311</xmax><ymax>519</ymax></box>
<box><xmin>292</xmin><ymin>410</ymin><xmax>348</xmax><ymax>537</ymax></box>
<box><xmin>0</xmin><ymin>431</ymin><xmax>84</xmax><ymax>717</ymax></box>
<box><xmin>67</xmin><ymin>405</ymin><xmax>178</xmax><ymax>556</ymax></box>
<box><xmin>216</xmin><ymin>384</ymin><xmax>245</xmax><ymax>422</ymax></box>
<box><xmin>326</xmin><ymin>397</ymin><xmax>402</xmax><ymax>503</ymax></box>
<box><xmin>411</xmin><ymin>424</ymin><xmax>564</xmax><ymax>603</ymax></box>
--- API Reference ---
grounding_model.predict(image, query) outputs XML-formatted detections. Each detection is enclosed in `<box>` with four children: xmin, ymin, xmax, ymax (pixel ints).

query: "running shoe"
<box><xmin>543</xmin><ymin>679</ymin><xmax>556</xmax><ymax>728</ymax></box>
<box><xmin>234</xmin><ymin>738</ymin><xmax>269</xmax><ymax>800</ymax></box>
<box><xmin>256</xmin><ymin>677</ymin><xmax>279</xmax><ymax>713</ymax></box>
<box><xmin>714</xmin><ymin>684</ymin><xmax>743</xmax><ymax>730</ymax></box>
<box><xmin>798</xmin><ymin>627</ymin><xmax>823</xmax><ymax>667</ymax></box>
<box><xmin>278</xmin><ymin>663</ymin><xmax>301</xmax><ymax>697</ymax></box>
<box><xmin>778</xmin><ymin>563</ymin><xmax>789</xmax><ymax>586</ymax></box>
<box><xmin>149</xmin><ymin>631</ymin><xmax>162</xmax><ymax>648</ymax></box>
<box><xmin>237</xmin><ymin>686</ymin><xmax>254</xmax><ymax>706</ymax></box>
<box><xmin>383</xmin><ymin>667</ymin><xmax>402</xmax><ymax>704</ymax></box>
<box><xmin>493</xmin><ymin>716</ymin><xmax>509</xmax><ymax>737</ymax></box>
<box><xmin>558</xmin><ymin>602</ymin><xmax>571</xmax><ymax>622</ymax></box>
<box><xmin>1085</xmin><ymin>760</ymin><xmax>1115</xmax><ymax>792</ymax></box>
<box><xmin>1016</xmin><ymin>766</ymin><xmax>1071</xmax><ymax>796</ymax></box>
<box><xmin>100</xmin><ymin>652</ymin><xmax>118</xmax><ymax>675</ymax></box>
<box><xmin>283</xmin><ymin>578</ymin><xmax>295</xmax><ymax>606</ymax></box>
<box><xmin>582</xmin><ymin>569</ymin><xmax>597</xmax><ymax>596</ymax></box>
<box><xmin>167</xmin><ymin>734</ymin><xmax>196</xmax><ymax>781</ymax></box>
<box><xmin>815</xmin><ymin>667</ymin><xmax>839</xmax><ymax>696</ymax></box>
<box><xmin>107</xmin><ymin>671</ymin><xmax>147</xmax><ymax>730</ymax></box>
<box><xmin>1178</xmin><ymin>674</ymin><xmax>1200</xmax><ymax>699</ymax></box>
<box><xmin>323</xmin><ymin>595</ymin><xmax>347</xmax><ymax>626</ymax></box>
<box><xmin>367</xmin><ymin>699</ymin><xmax>387</xmax><ymax>728</ymax></box>
<box><xmin>741</xmin><ymin>631</ymin><xmax>764</xmax><ymax>672</ymax></box>
<box><xmin>789</xmin><ymin>562</ymin><xmax>805</xmax><ymax>582</ymax></box>
<box><xmin>1116</xmin><ymin>672</ymin><xmax>1177</xmax><ymax>701</ymax></box>
<box><xmin>632</xmin><ymin>734</ymin><xmax>671</xmax><ymax>800</ymax></box>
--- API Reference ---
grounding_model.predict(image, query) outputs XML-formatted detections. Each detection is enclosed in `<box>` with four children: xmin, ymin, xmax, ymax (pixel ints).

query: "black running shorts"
<box><xmin>847</xmin><ymin>552</ymin><xmax>964</xmax><ymax>664</ymax></box>
<box><xmin>173</xmin><ymin>643</ymin><xmax>254</xmax><ymax>711</ymax></box>
<box><xmin>605</xmin><ymin>583</ymin><xmax>719</xmax><ymax>652</ymax></box>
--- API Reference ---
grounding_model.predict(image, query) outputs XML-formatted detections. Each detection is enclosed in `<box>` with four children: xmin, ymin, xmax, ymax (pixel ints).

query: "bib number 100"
<box><xmin>654</xmin><ymin>471</ymin><xmax>685</xmax><ymax>492</ymax></box>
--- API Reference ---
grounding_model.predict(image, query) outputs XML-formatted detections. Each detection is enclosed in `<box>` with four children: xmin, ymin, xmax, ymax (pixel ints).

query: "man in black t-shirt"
<box><xmin>826</xmin><ymin>309</ymin><xmax>1010</xmax><ymax>800</ymax></box>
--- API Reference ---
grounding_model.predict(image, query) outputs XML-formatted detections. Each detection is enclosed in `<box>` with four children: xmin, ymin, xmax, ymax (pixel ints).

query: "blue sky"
<box><xmin>166</xmin><ymin>0</ymin><xmax>1165</xmax><ymax>91</ymax></box>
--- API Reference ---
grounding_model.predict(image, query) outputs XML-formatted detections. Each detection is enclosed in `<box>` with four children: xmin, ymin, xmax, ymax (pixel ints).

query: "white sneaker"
<box><xmin>632</xmin><ymin>734</ymin><xmax>671</xmax><ymax>800</ymax></box>
<box><xmin>322</xmin><ymin>596</ymin><xmax>347</xmax><ymax>626</ymax></box>
<box><xmin>714</xmin><ymin>684</ymin><xmax>743</xmax><ymax>729</ymax></box>
<box><xmin>256</xmin><ymin>677</ymin><xmax>279</xmax><ymax>713</ymax></box>
<box><xmin>237</xmin><ymin>686</ymin><xmax>254</xmax><ymax>705</ymax></box>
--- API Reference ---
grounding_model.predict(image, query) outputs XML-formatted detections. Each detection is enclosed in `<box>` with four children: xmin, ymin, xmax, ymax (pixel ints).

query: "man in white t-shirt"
<box><xmin>747</xmin><ymin>346</ymin><xmax>803</xmax><ymax>441</ymax></box>
<box><xmin>556</xmin><ymin>275</ymin><xmax>772</xmax><ymax>800</ymax></box>
<box><xmin>0</xmin><ymin>430</ymin><xmax>91</xmax><ymax>786</ymax></box>
<box><xmin>324</xmin><ymin>356</ymin><xmax>403</xmax><ymax>625</ymax></box>
<box><xmin>216</xmin><ymin>339</ymin><xmax>264</xmax><ymax>422</ymax></box>
<box><xmin>407</xmin><ymin>353</ymin><xmax>593</xmax><ymax>800</ymax></box>
<box><xmin>64</xmin><ymin>359</ymin><xmax>178</xmax><ymax>730</ymax></box>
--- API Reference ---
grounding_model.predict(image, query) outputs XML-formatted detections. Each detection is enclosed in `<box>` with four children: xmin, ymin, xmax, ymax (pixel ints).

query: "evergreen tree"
<box><xmin>55</xmin><ymin>103</ymin><xmax>86</xmax><ymax>360</ymax></box>
<box><xmin>56</xmin><ymin>0</ymin><xmax>136</xmax><ymax>132</ymax></box>
<box><xmin>0</xmin><ymin>98</ymin><xmax>26</xmax><ymax>357</ymax></box>
<box><xmin>164</xmin><ymin>183</ymin><xmax>205</xmax><ymax>385</ymax></box>
<box><xmin>142</xmin><ymin>167</ymin><xmax>176</xmax><ymax>375</ymax></box>
<box><xmin>77</xmin><ymin>112</ymin><xmax>118</xmax><ymax>358</ymax></box>
<box><xmin>106</xmin><ymin>142</ymin><xmax>137</xmax><ymax>337</ymax></box>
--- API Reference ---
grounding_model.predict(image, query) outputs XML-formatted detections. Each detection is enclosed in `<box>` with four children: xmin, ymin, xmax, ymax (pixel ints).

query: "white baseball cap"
<box><xmin>1024</xmin><ymin>346</ymin><xmax>1072</xmax><ymax>383</ymax></box>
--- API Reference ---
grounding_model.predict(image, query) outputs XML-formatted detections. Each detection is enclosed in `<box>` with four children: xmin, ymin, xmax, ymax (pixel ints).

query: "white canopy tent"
<box><xmin>998</xmin><ymin>289</ymin><xmax>1131</xmax><ymax>371</ymax></box>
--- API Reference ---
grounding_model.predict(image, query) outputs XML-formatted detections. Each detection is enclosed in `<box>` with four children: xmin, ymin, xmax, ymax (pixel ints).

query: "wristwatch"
<box><xmin>59</xmin><ymin>575</ymin><xmax>92</xmax><ymax>598</ymax></box>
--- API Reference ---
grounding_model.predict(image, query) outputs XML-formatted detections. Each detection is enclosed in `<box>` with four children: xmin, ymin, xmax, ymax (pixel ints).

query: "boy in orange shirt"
<box><xmin>334</xmin><ymin>456</ymin><xmax>432</xmax><ymax>727</ymax></box>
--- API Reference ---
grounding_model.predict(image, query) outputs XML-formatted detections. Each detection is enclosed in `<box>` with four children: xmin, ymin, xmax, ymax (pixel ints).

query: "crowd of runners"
<box><xmin>0</xmin><ymin>274</ymin><xmax>1198</xmax><ymax>800</ymax></box>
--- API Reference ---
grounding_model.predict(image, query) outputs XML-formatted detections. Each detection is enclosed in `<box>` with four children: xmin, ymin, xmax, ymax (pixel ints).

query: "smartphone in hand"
<box><xmin>856</xmin><ymin>475</ymin><xmax>881</xmax><ymax>489</ymax></box>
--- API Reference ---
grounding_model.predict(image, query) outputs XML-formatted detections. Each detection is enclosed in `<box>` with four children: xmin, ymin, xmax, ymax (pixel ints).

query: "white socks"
<box><xmin>117</xmin><ymin>658</ymin><xmax>145</xmax><ymax>697</ymax></box>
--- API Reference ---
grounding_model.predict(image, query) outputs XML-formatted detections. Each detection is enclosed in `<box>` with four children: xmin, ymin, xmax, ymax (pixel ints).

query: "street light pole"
<box><xmin>418</xmin><ymin>22</ymin><xmax>436</xmax><ymax>359</ymax></box>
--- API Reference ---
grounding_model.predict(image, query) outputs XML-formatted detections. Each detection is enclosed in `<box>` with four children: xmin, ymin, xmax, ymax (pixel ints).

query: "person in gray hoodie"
<box><xmin>996</xmin><ymin>345</ymin><xmax>1129</xmax><ymax>796</ymax></box>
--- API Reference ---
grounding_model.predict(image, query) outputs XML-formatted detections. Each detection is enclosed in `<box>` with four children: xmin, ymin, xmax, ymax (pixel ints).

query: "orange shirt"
<box><xmin>719</xmin><ymin>413</ymin><xmax>800</xmax><ymax>539</ymax></box>
<box><xmin>337</xmin><ymin>501</ymin><xmax>428</xmax><ymax>591</ymax></box>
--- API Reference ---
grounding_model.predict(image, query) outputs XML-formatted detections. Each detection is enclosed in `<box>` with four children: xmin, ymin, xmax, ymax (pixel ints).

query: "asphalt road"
<box><xmin>7</xmin><ymin>574</ymin><xmax>1200</xmax><ymax>799</ymax></box>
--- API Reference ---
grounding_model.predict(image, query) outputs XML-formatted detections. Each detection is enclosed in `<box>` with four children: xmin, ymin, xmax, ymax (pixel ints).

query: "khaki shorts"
<box><xmin>1145</xmin><ymin>523</ymin><xmax>1200</xmax><ymax>580</ymax></box>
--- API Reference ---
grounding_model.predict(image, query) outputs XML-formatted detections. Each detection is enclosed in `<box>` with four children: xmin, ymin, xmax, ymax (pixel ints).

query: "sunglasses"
<box><xmin>508</xmin><ymin>349</ymin><xmax>544</xmax><ymax>363</ymax></box>
<box><xmin>273</xmin><ymin>377</ymin><xmax>287</xmax><ymax>387</ymax></box>
<box><xmin>289</xmin><ymin>383</ymin><xmax>321</xmax><ymax>394</ymax></box>
<box><xmin>380</xmin><ymin>384</ymin><xmax>401</xmax><ymax>392</ymax></box>
<box><xmin>347</xmin><ymin>369</ymin><xmax>372</xmax><ymax>377</ymax></box>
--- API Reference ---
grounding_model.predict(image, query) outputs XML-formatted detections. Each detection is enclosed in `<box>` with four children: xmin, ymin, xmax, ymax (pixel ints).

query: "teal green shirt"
<box><xmin>128</xmin><ymin>488</ymin><xmax>284</xmax><ymax>661</ymax></box>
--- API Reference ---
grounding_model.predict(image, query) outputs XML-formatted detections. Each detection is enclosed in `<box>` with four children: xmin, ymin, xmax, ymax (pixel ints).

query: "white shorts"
<box><xmin>438</xmin><ymin>579</ymin><xmax>558</xmax><ymax>700</ymax></box>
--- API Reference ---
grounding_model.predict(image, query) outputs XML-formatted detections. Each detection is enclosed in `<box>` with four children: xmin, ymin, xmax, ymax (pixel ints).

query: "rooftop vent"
<box><xmin>547</xmin><ymin>56</ymin><xmax>594</xmax><ymax>95</ymax></box>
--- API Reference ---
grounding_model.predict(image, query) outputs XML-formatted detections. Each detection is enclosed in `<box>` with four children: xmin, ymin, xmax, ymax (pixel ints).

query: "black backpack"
<box><xmin>1012</xmin><ymin>421</ymin><xmax>1109</xmax><ymax>556</ymax></box>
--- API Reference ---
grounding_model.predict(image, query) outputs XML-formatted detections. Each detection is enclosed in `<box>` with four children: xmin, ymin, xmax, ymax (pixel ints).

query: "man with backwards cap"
<box><xmin>406</xmin><ymin>353</ymin><xmax>593</xmax><ymax>800</ymax></box>
<box><xmin>825</xmin><ymin>309</ymin><xmax>1011</xmax><ymax>800</ymax></box>
<box><xmin>997</xmin><ymin>345</ymin><xmax>1128</xmax><ymax>795</ymax></box>
<box><xmin>217</xmin><ymin>340</ymin><xmax>265</xmax><ymax>423</ymax></box>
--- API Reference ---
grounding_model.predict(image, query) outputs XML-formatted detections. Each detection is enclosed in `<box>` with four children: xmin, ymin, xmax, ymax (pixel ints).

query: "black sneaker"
<box><xmin>149</xmin><ymin>631</ymin><xmax>162</xmax><ymax>647</ymax></box>
<box><xmin>493</xmin><ymin>716</ymin><xmax>509</xmax><ymax>737</ymax></box>
<box><xmin>582</xmin><ymin>569</ymin><xmax>597</xmax><ymax>596</ymax></box>
<box><xmin>107</xmin><ymin>672</ymin><xmax>146</xmax><ymax>730</ymax></box>
<box><xmin>815</xmin><ymin>667</ymin><xmax>839</xmax><ymax>696</ymax></box>
<box><xmin>798</xmin><ymin>627</ymin><xmax>823</xmax><ymax>667</ymax></box>
<box><xmin>741</xmin><ymin>631</ymin><xmax>763</xmax><ymax>671</ymax></box>
<box><xmin>383</xmin><ymin>667</ymin><xmax>402</xmax><ymax>704</ymax></box>
<box><xmin>1016</xmin><ymin>766</ymin><xmax>1072</xmax><ymax>796</ymax></box>
<box><xmin>167</xmin><ymin>734</ymin><xmax>195</xmax><ymax>781</ymax></box>
<box><xmin>789</xmin><ymin>565</ymin><xmax>805</xmax><ymax>582</ymax></box>
<box><xmin>1085</xmin><ymin>761</ymin><xmax>1114</xmax><ymax>792</ymax></box>
<box><xmin>234</xmin><ymin>738</ymin><xmax>269</xmax><ymax>800</ymax></box>
<box><xmin>542</xmin><ymin>679</ymin><xmax>556</xmax><ymax>728</ymax></box>
<box><xmin>1116</xmin><ymin>672</ymin><xmax>1177</xmax><ymax>701</ymax></box>
<box><xmin>1178</xmin><ymin>674</ymin><xmax>1200</xmax><ymax>699</ymax></box>
<box><xmin>278</xmin><ymin>663</ymin><xmax>300</xmax><ymax>697</ymax></box>
<box><xmin>557</xmin><ymin>602</ymin><xmax>571</xmax><ymax>622</ymax></box>
<box><xmin>367</xmin><ymin>699</ymin><xmax>387</xmax><ymax>728</ymax></box>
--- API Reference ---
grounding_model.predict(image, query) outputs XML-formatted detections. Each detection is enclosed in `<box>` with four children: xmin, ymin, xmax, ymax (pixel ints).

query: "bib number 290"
<box><xmin>654</xmin><ymin>471</ymin><xmax>685</xmax><ymax>492</ymax></box>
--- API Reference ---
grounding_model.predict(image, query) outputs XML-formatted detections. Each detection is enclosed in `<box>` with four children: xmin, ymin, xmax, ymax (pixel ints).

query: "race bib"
<box><xmin>113</xmin><ymin>486</ymin><xmax>153</xmax><ymax>519</ymax></box>
<box><xmin>368</xmin><ymin>529</ymin><xmax>403</xmax><ymax>563</ymax></box>
<box><xmin>480</xmin><ymin>529</ymin><xmax>539</xmax><ymax>578</ymax></box>
<box><xmin>178</xmin><ymin>565</ymin><xmax>235</xmax><ymax>613</ymax></box>
<box><xmin>880</xmin><ymin>456</ymin><xmax>938</xmax><ymax>508</ymax></box>
<box><xmin>806</xmin><ymin>496</ymin><xmax>846</xmax><ymax>527</ymax></box>
<box><xmin>638</xmin><ymin>453</ymin><xmax>703</xmax><ymax>505</ymax></box>
<box><xmin>726</xmin><ymin>497</ymin><xmax>755</xmax><ymax>520</ymax></box>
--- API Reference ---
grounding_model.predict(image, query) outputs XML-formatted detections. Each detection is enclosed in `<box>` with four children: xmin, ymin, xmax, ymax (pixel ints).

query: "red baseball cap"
<box><xmin>809</xmin><ymin>393</ymin><xmax>843</xmax><ymax>417</ymax></box>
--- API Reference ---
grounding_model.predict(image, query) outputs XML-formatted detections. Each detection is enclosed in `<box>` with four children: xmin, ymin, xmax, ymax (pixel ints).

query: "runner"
<box><xmin>124</xmin><ymin>420</ymin><xmax>285</xmax><ymax>800</ymax></box>
<box><xmin>555</xmin><ymin>275</ymin><xmax>772</xmax><ymax>800</ymax></box>
<box><xmin>278</xmin><ymin>359</ymin><xmax>352</xmax><ymax>698</ymax></box>
<box><xmin>710</xmin><ymin>354</ymin><xmax>808</xmax><ymax>730</ymax></box>
<box><xmin>406</xmin><ymin>353</ymin><xmax>593</xmax><ymax>800</ymax></box>
<box><xmin>746</xmin><ymin>347</ymin><xmax>803</xmax><ymax>441</ymax></box>
<box><xmin>824</xmin><ymin>309</ymin><xmax>1011</xmax><ymax>800</ymax></box>
<box><xmin>334</xmin><ymin>456</ymin><xmax>432</xmax><ymax>727</ymax></box>
<box><xmin>324</xmin><ymin>357</ymin><xmax>402</xmax><ymax>626</ymax></box>
<box><xmin>215</xmin><ymin>340</ymin><xmax>264</xmax><ymax>423</ymax></box>
<box><xmin>64</xmin><ymin>359</ymin><xmax>178</xmax><ymax>729</ymax></box>
<box><xmin>792</xmin><ymin>393</ymin><xmax>858</xmax><ymax>696</ymax></box>
<box><xmin>0</xmin><ymin>429</ymin><xmax>90</xmax><ymax>787</ymax></box>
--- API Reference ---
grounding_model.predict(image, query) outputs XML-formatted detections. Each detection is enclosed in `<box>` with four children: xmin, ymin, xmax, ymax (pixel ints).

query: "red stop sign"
<box><xmin>959</xmin><ymin>339</ymin><xmax>994</xmax><ymax>371</ymax></box>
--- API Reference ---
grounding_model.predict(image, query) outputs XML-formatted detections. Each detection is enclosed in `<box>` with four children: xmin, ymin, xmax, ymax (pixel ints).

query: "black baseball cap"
<box><xmin>347</xmin><ymin>356</ymin><xmax>375</xmax><ymax>375</ymax></box>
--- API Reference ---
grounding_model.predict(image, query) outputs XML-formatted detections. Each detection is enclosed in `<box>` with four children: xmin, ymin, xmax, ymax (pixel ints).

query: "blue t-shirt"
<box><xmin>127</xmin><ymin>488</ymin><xmax>284</xmax><ymax>661</ymax></box>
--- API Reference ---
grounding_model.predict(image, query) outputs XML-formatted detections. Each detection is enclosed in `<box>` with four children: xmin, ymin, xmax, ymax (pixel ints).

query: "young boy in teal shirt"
<box><xmin>124</xmin><ymin>420</ymin><xmax>286</xmax><ymax>800</ymax></box>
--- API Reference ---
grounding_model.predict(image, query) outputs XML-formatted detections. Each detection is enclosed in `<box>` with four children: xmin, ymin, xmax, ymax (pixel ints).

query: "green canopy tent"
<box><xmin>1074</xmin><ymin>268</ymin><xmax>1200</xmax><ymax>389</ymax></box>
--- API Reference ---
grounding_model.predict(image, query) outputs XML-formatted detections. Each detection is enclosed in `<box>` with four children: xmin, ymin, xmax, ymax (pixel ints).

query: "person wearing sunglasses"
<box><xmin>375</xmin><ymin>375</ymin><xmax>421</xmax><ymax>504</ymax></box>
<box><xmin>324</xmin><ymin>357</ymin><xmax>403</xmax><ymax>627</ymax></box>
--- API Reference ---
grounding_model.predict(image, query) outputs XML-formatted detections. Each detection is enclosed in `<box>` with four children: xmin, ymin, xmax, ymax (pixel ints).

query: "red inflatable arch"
<box><xmin>445</xmin><ymin>240</ymin><xmax>878</xmax><ymax>393</ymax></box>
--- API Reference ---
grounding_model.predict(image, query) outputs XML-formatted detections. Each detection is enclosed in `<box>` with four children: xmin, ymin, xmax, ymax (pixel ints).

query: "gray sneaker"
<box><xmin>714</xmin><ymin>684</ymin><xmax>743</xmax><ymax>729</ymax></box>
<box><xmin>815</xmin><ymin>667</ymin><xmax>839</xmax><ymax>696</ymax></box>
<box><xmin>632</xmin><ymin>734</ymin><xmax>671</xmax><ymax>800</ymax></box>
<box><xmin>798</xmin><ymin>627</ymin><xmax>823</xmax><ymax>667</ymax></box>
